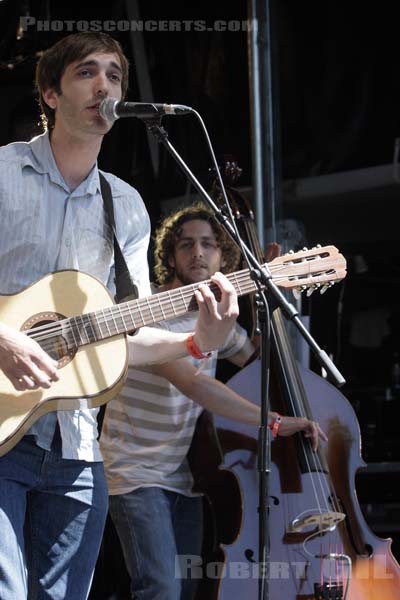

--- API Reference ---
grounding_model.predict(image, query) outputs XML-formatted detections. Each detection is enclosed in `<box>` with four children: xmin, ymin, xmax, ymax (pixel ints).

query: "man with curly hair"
<box><xmin>152</xmin><ymin>203</ymin><xmax>241</xmax><ymax>287</ymax></box>
<box><xmin>100</xmin><ymin>203</ymin><xmax>326</xmax><ymax>600</ymax></box>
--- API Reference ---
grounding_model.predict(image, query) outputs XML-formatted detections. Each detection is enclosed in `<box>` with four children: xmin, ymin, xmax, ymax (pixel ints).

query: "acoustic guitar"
<box><xmin>0</xmin><ymin>245</ymin><xmax>346</xmax><ymax>457</ymax></box>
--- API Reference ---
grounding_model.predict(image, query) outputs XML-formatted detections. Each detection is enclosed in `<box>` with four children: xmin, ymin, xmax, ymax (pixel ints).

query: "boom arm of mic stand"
<box><xmin>145</xmin><ymin>119</ymin><xmax>346</xmax><ymax>387</ymax></box>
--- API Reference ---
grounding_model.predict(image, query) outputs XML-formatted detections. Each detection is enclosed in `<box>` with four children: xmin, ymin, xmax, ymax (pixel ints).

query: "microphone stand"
<box><xmin>144</xmin><ymin>117</ymin><xmax>346</xmax><ymax>598</ymax></box>
<box><xmin>145</xmin><ymin>119</ymin><xmax>345</xmax><ymax>387</ymax></box>
<box><xmin>255</xmin><ymin>288</ymin><xmax>272</xmax><ymax>600</ymax></box>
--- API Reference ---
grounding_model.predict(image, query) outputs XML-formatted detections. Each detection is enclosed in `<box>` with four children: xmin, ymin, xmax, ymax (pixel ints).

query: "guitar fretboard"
<box><xmin>64</xmin><ymin>267</ymin><xmax>260</xmax><ymax>347</ymax></box>
<box><xmin>25</xmin><ymin>245</ymin><xmax>345</xmax><ymax>351</ymax></box>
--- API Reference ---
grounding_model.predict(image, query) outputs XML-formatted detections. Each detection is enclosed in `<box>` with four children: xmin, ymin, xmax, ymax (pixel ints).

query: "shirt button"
<box><xmin>65</xmin><ymin>238</ymin><xmax>71</xmax><ymax>247</ymax></box>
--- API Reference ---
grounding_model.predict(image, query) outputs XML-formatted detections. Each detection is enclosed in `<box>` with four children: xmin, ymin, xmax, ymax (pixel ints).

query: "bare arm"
<box><xmin>151</xmin><ymin>359</ymin><xmax>327</xmax><ymax>450</ymax></box>
<box><xmin>152</xmin><ymin>358</ymin><xmax>260</xmax><ymax>424</ymax></box>
<box><xmin>128</xmin><ymin>327</ymin><xmax>191</xmax><ymax>366</ymax></box>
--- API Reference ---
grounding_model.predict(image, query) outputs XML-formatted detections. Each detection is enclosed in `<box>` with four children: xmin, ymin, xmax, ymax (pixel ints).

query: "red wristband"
<box><xmin>186</xmin><ymin>334</ymin><xmax>212</xmax><ymax>360</ymax></box>
<box><xmin>269</xmin><ymin>414</ymin><xmax>282</xmax><ymax>438</ymax></box>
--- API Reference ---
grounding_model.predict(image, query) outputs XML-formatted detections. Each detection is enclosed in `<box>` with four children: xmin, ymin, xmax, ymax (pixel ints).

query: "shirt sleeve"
<box><xmin>218</xmin><ymin>321</ymin><xmax>248</xmax><ymax>359</ymax></box>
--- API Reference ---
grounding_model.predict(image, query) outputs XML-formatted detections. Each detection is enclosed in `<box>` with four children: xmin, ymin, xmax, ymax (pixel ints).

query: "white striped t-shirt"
<box><xmin>101</xmin><ymin>312</ymin><xmax>247</xmax><ymax>496</ymax></box>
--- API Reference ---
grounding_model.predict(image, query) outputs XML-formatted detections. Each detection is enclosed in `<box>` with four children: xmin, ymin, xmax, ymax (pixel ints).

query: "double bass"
<box><xmin>208</xmin><ymin>158</ymin><xmax>400</xmax><ymax>599</ymax></box>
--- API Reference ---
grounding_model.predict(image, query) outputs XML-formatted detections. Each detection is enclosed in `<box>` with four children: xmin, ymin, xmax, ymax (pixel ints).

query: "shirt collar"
<box><xmin>21</xmin><ymin>131</ymin><xmax>101</xmax><ymax>196</ymax></box>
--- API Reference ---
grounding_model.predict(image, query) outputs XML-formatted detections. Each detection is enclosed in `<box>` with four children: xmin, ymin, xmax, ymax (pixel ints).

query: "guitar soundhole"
<box><xmin>21</xmin><ymin>312</ymin><xmax>77</xmax><ymax>369</ymax></box>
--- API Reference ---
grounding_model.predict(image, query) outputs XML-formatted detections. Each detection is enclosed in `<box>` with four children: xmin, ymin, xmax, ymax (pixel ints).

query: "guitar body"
<box><xmin>0</xmin><ymin>270</ymin><xmax>128</xmax><ymax>456</ymax></box>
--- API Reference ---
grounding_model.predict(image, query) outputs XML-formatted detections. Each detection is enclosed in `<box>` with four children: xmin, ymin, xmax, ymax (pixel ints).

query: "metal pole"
<box><xmin>247</xmin><ymin>0</ymin><xmax>282</xmax><ymax>246</ymax></box>
<box><xmin>247</xmin><ymin>2</ymin><xmax>283</xmax><ymax>598</ymax></box>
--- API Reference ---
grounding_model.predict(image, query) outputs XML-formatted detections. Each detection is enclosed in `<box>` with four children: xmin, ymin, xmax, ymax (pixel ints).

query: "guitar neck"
<box><xmin>66</xmin><ymin>268</ymin><xmax>258</xmax><ymax>348</ymax></box>
<box><xmin>27</xmin><ymin>245</ymin><xmax>345</xmax><ymax>350</ymax></box>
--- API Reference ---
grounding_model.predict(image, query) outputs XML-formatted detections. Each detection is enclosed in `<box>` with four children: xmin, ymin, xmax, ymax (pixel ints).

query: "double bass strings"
<box><xmin>280</xmin><ymin>367</ymin><xmax>352</xmax><ymax>596</ymax></box>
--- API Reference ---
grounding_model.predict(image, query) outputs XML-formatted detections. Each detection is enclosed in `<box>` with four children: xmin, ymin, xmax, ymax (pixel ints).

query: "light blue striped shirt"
<box><xmin>0</xmin><ymin>132</ymin><xmax>151</xmax><ymax>460</ymax></box>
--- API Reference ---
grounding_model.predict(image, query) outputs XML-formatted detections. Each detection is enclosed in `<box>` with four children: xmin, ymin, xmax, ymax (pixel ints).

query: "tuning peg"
<box><xmin>302</xmin><ymin>247</ymin><xmax>308</xmax><ymax>252</ymax></box>
<box><xmin>306</xmin><ymin>287</ymin><xmax>314</xmax><ymax>297</ymax></box>
<box><xmin>320</xmin><ymin>284</ymin><xmax>330</xmax><ymax>294</ymax></box>
<box><xmin>292</xmin><ymin>288</ymin><xmax>301</xmax><ymax>299</ymax></box>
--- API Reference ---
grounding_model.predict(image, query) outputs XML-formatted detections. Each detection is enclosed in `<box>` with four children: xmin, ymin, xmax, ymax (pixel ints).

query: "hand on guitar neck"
<box><xmin>0</xmin><ymin>322</ymin><xmax>59</xmax><ymax>392</ymax></box>
<box><xmin>192</xmin><ymin>271</ymin><xmax>239</xmax><ymax>353</ymax></box>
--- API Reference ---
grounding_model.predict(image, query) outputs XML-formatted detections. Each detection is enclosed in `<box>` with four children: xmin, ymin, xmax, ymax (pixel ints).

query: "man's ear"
<box><xmin>168</xmin><ymin>254</ymin><xmax>175</xmax><ymax>268</ymax></box>
<box><xmin>42</xmin><ymin>88</ymin><xmax>58</xmax><ymax>110</ymax></box>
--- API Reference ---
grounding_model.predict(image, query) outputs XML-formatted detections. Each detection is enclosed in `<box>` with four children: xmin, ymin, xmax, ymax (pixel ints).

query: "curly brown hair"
<box><xmin>153</xmin><ymin>203</ymin><xmax>241</xmax><ymax>285</ymax></box>
<box><xmin>35</xmin><ymin>32</ymin><xmax>129</xmax><ymax>131</ymax></box>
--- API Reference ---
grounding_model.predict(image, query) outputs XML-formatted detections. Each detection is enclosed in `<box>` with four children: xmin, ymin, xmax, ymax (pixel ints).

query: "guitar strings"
<box><xmin>26</xmin><ymin>262</ymin><xmax>337</xmax><ymax>351</ymax></box>
<box><xmin>25</xmin><ymin>272</ymin><xmax>272</xmax><ymax>347</ymax></box>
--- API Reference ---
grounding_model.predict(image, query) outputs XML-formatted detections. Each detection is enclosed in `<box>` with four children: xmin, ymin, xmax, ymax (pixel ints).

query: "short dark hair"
<box><xmin>35</xmin><ymin>32</ymin><xmax>129</xmax><ymax>131</ymax></box>
<box><xmin>153</xmin><ymin>203</ymin><xmax>241</xmax><ymax>285</ymax></box>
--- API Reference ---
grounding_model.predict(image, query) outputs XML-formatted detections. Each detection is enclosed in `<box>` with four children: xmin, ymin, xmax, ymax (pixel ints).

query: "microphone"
<box><xmin>99</xmin><ymin>97</ymin><xmax>193</xmax><ymax>122</ymax></box>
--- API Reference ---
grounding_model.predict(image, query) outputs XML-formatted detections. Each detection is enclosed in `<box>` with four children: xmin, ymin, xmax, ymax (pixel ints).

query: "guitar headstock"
<box><xmin>267</xmin><ymin>245</ymin><xmax>347</xmax><ymax>296</ymax></box>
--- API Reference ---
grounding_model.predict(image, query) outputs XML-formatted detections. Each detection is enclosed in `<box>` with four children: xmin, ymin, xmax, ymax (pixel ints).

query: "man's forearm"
<box><xmin>152</xmin><ymin>358</ymin><xmax>261</xmax><ymax>425</ymax></box>
<box><xmin>128</xmin><ymin>327</ymin><xmax>190</xmax><ymax>366</ymax></box>
<box><xmin>188</xmin><ymin>374</ymin><xmax>261</xmax><ymax>425</ymax></box>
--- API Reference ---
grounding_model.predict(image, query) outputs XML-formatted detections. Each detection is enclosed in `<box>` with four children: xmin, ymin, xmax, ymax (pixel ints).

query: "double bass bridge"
<box><xmin>286</xmin><ymin>511</ymin><xmax>345</xmax><ymax>539</ymax></box>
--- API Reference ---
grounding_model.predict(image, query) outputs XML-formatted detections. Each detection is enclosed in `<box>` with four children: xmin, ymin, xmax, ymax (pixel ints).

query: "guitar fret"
<box><xmin>107</xmin><ymin>306</ymin><xmax>119</xmax><ymax>335</ymax></box>
<box><xmin>82</xmin><ymin>314</ymin><xmax>96</xmax><ymax>343</ymax></box>
<box><xmin>67</xmin><ymin>320</ymin><xmax>79</xmax><ymax>348</ymax></box>
<box><xmin>116</xmin><ymin>304</ymin><xmax>127</xmax><ymax>331</ymax></box>
<box><xmin>145</xmin><ymin>297</ymin><xmax>156</xmax><ymax>323</ymax></box>
<box><xmin>78</xmin><ymin>315</ymin><xmax>90</xmax><ymax>344</ymax></box>
<box><xmin>125</xmin><ymin>303</ymin><xmax>137</xmax><ymax>331</ymax></box>
<box><xmin>232</xmin><ymin>272</ymin><xmax>243</xmax><ymax>296</ymax></box>
<box><xmin>101</xmin><ymin>308</ymin><xmax>112</xmax><ymax>337</ymax></box>
<box><xmin>179</xmin><ymin>288</ymin><xmax>188</xmax><ymax>311</ymax></box>
<box><xmin>135</xmin><ymin>300</ymin><xmax>146</xmax><ymax>327</ymax></box>
<box><xmin>157</xmin><ymin>296</ymin><xmax>167</xmax><ymax>320</ymax></box>
<box><xmin>75</xmin><ymin>315</ymin><xmax>91</xmax><ymax>344</ymax></box>
<box><xmin>168</xmin><ymin>292</ymin><xmax>178</xmax><ymax>316</ymax></box>
<box><xmin>72</xmin><ymin>316</ymin><xmax>84</xmax><ymax>345</ymax></box>
<box><xmin>92</xmin><ymin>312</ymin><xmax>104</xmax><ymax>340</ymax></box>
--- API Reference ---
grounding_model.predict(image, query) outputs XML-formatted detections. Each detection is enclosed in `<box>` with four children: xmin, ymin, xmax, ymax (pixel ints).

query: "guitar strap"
<box><xmin>99</xmin><ymin>172</ymin><xmax>138</xmax><ymax>304</ymax></box>
<box><xmin>98</xmin><ymin>172</ymin><xmax>138</xmax><ymax>433</ymax></box>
